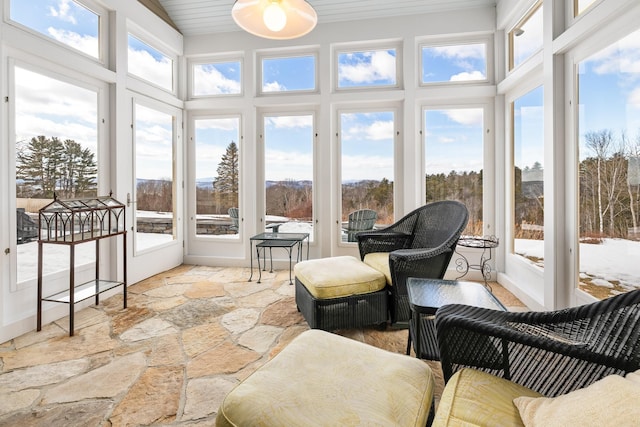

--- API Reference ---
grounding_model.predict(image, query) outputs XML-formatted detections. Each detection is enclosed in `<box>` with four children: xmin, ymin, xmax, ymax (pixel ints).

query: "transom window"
<box><xmin>337</xmin><ymin>47</ymin><xmax>398</xmax><ymax>89</ymax></box>
<box><xmin>191</xmin><ymin>59</ymin><xmax>242</xmax><ymax>97</ymax></box>
<box><xmin>509</xmin><ymin>2</ymin><xmax>543</xmax><ymax>71</ymax></box>
<box><xmin>128</xmin><ymin>33</ymin><xmax>174</xmax><ymax>92</ymax></box>
<box><xmin>9</xmin><ymin>0</ymin><xmax>101</xmax><ymax>60</ymax></box>
<box><xmin>260</xmin><ymin>54</ymin><xmax>317</xmax><ymax>94</ymax></box>
<box><xmin>574</xmin><ymin>0</ymin><xmax>598</xmax><ymax>17</ymax></box>
<box><xmin>421</xmin><ymin>42</ymin><xmax>487</xmax><ymax>84</ymax></box>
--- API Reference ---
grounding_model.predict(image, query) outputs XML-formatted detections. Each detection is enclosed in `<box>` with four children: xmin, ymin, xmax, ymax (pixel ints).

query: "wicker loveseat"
<box><xmin>432</xmin><ymin>289</ymin><xmax>640</xmax><ymax>426</ymax></box>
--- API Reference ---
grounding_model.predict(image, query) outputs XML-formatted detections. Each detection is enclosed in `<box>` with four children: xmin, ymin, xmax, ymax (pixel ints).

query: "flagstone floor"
<box><xmin>0</xmin><ymin>265</ymin><xmax>527</xmax><ymax>426</ymax></box>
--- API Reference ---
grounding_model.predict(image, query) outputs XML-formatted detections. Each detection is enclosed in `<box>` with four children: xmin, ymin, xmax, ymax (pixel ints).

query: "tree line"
<box><xmin>16</xmin><ymin>136</ymin><xmax>97</xmax><ymax>199</ymax></box>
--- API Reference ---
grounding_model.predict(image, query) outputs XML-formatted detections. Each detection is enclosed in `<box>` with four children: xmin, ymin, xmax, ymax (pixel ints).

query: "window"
<box><xmin>14</xmin><ymin>65</ymin><xmax>99</xmax><ymax>284</ymax></box>
<box><xmin>512</xmin><ymin>86</ymin><xmax>544</xmax><ymax>267</ymax></box>
<box><xmin>192</xmin><ymin>60</ymin><xmax>242</xmax><ymax>97</ymax></box>
<box><xmin>574</xmin><ymin>0</ymin><xmax>598</xmax><ymax>17</ymax></box>
<box><xmin>337</xmin><ymin>47</ymin><xmax>398</xmax><ymax>89</ymax></box>
<box><xmin>421</xmin><ymin>42</ymin><xmax>487</xmax><ymax>84</ymax></box>
<box><xmin>576</xmin><ymin>28</ymin><xmax>640</xmax><ymax>299</ymax></box>
<box><xmin>133</xmin><ymin>103</ymin><xmax>176</xmax><ymax>252</ymax></box>
<box><xmin>340</xmin><ymin>110</ymin><xmax>395</xmax><ymax>242</ymax></box>
<box><xmin>9</xmin><ymin>0</ymin><xmax>101</xmax><ymax>60</ymax></box>
<box><xmin>509</xmin><ymin>3</ymin><xmax>543</xmax><ymax>71</ymax></box>
<box><xmin>263</xmin><ymin>114</ymin><xmax>314</xmax><ymax>239</ymax></box>
<box><xmin>128</xmin><ymin>34</ymin><xmax>173</xmax><ymax>92</ymax></box>
<box><xmin>260</xmin><ymin>54</ymin><xmax>316</xmax><ymax>93</ymax></box>
<box><xmin>424</xmin><ymin>108</ymin><xmax>484</xmax><ymax>235</ymax></box>
<box><xmin>194</xmin><ymin>117</ymin><xmax>241</xmax><ymax>237</ymax></box>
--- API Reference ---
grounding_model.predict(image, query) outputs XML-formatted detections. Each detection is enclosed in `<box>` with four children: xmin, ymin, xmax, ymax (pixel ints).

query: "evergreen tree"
<box><xmin>16</xmin><ymin>135</ymin><xmax>97</xmax><ymax>198</ymax></box>
<box><xmin>213</xmin><ymin>141</ymin><xmax>239</xmax><ymax>208</ymax></box>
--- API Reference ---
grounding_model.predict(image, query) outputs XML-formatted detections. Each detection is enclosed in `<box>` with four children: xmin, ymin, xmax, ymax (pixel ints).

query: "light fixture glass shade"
<box><xmin>232</xmin><ymin>0</ymin><xmax>318</xmax><ymax>40</ymax></box>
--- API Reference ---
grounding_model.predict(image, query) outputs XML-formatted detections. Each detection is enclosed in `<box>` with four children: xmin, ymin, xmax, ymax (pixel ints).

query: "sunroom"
<box><xmin>1</xmin><ymin>0</ymin><xmax>640</xmax><ymax>346</ymax></box>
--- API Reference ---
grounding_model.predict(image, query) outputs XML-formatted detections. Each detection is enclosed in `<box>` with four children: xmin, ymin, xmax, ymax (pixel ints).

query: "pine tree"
<box><xmin>213</xmin><ymin>141</ymin><xmax>239</xmax><ymax>208</ymax></box>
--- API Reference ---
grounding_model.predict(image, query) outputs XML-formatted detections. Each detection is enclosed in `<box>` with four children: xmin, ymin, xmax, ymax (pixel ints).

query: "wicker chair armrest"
<box><xmin>436</xmin><ymin>299</ymin><xmax>640</xmax><ymax>396</ymax></box>
<box><xmin>390</xmin><ymin>246</ymin><xmax>452</xmax><ymax>263</ymax></box>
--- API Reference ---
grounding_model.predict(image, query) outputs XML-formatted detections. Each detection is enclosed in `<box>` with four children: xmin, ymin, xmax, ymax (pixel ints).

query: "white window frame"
<box><xmin>418</xmin><ymin>35</ymin><xmax>493</xmax><ymax>87</ymax></box>
<box><xmin>333</xmin><ymin>40</ymin><xmax>402</xmax><ymax>92</ymax></box>
<box><xmin>189</xmin><ymin>113</ymin><xmax>243</xmax><ymax>241</ymax></box>
<box><xmin>188</xmin><ymin>55</ymin><xmax>244</xmax><ymax>99</ymax></box>
<box><xmin>257</xmin><ymin>49</ymin><xmax>319</xmax><ymax>96</ymax></box>
<box><xmin>4</xmin><ymin>0</ymin><xmax>108</xmax><ymax>65</ymax></box>
<box><xmin>507</xmin><ymin>0</ymin><xmax>543</xmax><ymax>73</ymax></box>
<box><xmin>336</xmin><ymin>105</ymin><xmax>401</xmax><ymax>246</ymax></box>
<box><xmin>126</xmin><ymin>27</ymin><xmax>177</xmax><ymax>95</ymax></box>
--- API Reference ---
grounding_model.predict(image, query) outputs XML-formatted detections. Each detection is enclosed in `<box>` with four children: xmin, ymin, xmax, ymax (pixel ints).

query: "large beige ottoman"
<box><xmin>294</xmin><ymin>256</ymin><xmax>388</xmax><ymax>331</ymax></box>
<box><xmin>216</xmin><ymin>329</ymin><xmax>435</xmax><ymax>426</ymax></box>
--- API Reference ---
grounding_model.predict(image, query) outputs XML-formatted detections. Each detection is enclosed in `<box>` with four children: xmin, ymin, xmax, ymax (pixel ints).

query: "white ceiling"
<box><xmin>156</xmin><ymin>0</ymin><xmax>497</xmax><ymax>37</ymax></box>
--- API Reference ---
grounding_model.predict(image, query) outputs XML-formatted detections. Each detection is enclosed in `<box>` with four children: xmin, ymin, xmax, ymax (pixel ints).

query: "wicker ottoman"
<box><xmin>294</xmin><ymin>256</ymin><xmax>388</xmax><ymax>331</ymax></box>
<box><xmin>216</xmin><ymin>329</ymin><xmax>435</xmax><ymax>426</ymax></box>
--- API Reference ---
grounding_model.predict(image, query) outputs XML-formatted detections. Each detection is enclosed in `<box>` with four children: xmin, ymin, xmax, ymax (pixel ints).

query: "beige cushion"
<box><xmin>513</xmin><ymin>371</ymin><xmax>640</xmax><ymax>426</ymax></box>
<box><xmin>433</xmin><ymin>368</ymin><xmax>541</xmax><ymax>427</ymax></box>
<box><xmin>216</xmin><ymin>329</ymin><xmax>435</xmax><ymax>427</ymax></box>
<box><xmin>363</xmin><ymin>252</ymin><xmax>392</xmax><ymax>285</ymax></box>
<box><xmin>294</xmin><ymin>256</ymin><xmax>386</xmax><ymax>299</ymax></box>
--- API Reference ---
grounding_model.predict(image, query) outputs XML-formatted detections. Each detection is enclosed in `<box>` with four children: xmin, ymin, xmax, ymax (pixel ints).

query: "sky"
<box><xmin>9</xmin><ymin>0</ymin><xmax>640</xmax><ymax>184</ymax></box>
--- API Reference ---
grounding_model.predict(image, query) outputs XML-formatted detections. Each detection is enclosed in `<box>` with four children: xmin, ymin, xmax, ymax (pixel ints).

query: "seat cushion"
<box><xmin>432</xmin><ymin>368</ymin><xmax>541</xmax><ymax>427</ymax></box>
<box><xmin>363</xmin><ymin>252</ymin><xmax>392</xmax><ymax>285</ymax></box>
<box><xmin>216</xmin><ymin>329</ymin><xmax>435</xmax><ymax>427</ymax></box>
<box><xmin>294</xmin><ymin>256</ymin><xmax>386</xmax><ymax>299</ymax></box>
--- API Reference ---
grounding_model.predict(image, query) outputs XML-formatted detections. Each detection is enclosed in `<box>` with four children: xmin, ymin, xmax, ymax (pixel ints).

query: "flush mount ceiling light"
<box><xmin>232</xmin><ymin>0</ymin><xmax>318</xmax><ymax>40</ymax></box>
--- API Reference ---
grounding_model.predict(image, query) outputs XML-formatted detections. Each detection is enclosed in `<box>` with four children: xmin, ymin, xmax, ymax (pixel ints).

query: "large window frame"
<box><xmin>422</xmin><ymin>104</ymin><xmax>490</xmax><ymax>236</ymax></box>
<box><xmin>337</xmin><ymin>105</ymin><xmax>400</xmax><ymax>245</ymax></box>
<box><xmin>8</xmin><ymin>57</ymin><xmax>108</xmax><ymax>293</ymax></box>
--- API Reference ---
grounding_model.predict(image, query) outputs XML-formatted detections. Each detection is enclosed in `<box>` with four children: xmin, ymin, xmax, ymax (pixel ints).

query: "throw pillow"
<box><xmin>513</xmin><ymin>373</ymin><xmax>640</xmax><ymax>426</ymax></box>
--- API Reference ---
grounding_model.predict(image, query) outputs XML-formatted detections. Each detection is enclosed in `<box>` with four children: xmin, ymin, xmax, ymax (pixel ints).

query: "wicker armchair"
<box><xmin>357</xmin><ymin>201</ymin><xmax>469</xmax><ymax>324</ymax></box>
<box><xmin>436</xmin><ymin>289</ymin><xmax>640</xmax><ymax>397</ymax></box>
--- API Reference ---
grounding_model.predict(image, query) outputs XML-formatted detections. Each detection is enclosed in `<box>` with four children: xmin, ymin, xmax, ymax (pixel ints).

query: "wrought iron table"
<box><xmin>406</xmin><ymin>278</ymin><xmax>506</xmax><ymax>360</ymax></box>
<box><xmin>249</xmin><ymin>232</ymin><xmax>309</xmax><ymax>284</ymax></box>
<box><xmin>455</xmin><ymin>235</ymin><xmax>499</xmax><ymax>289</ymax></box>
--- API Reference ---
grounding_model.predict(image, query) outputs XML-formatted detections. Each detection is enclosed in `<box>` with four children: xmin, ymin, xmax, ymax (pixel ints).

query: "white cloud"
<box><xmin>343</xmin><ymin>120</ymin><xmax>394</xmax><ymax>141</ymax></box>
<box><xmin>196</xmin><ymin>118</ymin><xmax>239</xmax><ymax>131</ymax></box>
<box><xmin>265</xmin><ymin>149</ymin><xmax>313</xmax><ymax>181</ymax></box>
<box><xmin>47</xmin><ymin>28</ymin><xmax>98</xmax><ymax>58</ymax></box>
<box><xmin>341</xmin><ymin>153</ymin><xmax>394</xmax><ymax>181</ymax></box>
<box><xmin>439</xmin><ymin>137</ymin><xmax>456</xmax><ymax>144</ymax></box>
<box><xmin>128</xmin><ymin>47</ymin><xmax>173</xmax><ymax>91</ymax></box>
<box><xmin>49</xmin><ymin>0</ymin><xmax>77</xmax><ymax>25</ymax></box>
<box><xmin>584</xmin><ymin>29</ymin><xmax>640</xmax><ymax>75</ymax></box>
<box><xmin>263</xmin><ymin>81</ymin><xmax>286</xmax><ymax>92</ymax></box>
<box><xmin>339</xmin><ymin>50</ymin><xmax>396</xmax><ymax>84</ymax></box>
<box><xmin>15</xmin><ymin>68</ymin><xmax>97</xmax><ymax>151</ymax></box>
<box><xmin>193</xmin><ymin>65</ymin><xmax>240</xmax><ymax>95</ymax></box>
<box><xmin>443</xmin><ymin>109</ymin><xmax>483</xmax><ymax>126</ymax></box>
<box><xmin>430</xmin><ymin>43</ymin><xmax>485</xmax><ymax>60</ymax></box>
<box><xmin>450</xmin><ymin>70</ymin><xmax>485</xmax><ymax>81</ymax></box>
<box><xmin>266</xmin><ymin>115</ymin><xmax>313</xmax><ymax>129</ymax></box>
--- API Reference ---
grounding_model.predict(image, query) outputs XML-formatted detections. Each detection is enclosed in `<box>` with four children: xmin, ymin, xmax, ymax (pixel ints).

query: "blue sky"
<box><xmin>10</xmin><ymin>0</ymin><xmax>640</xmax><ymax>184</ymax></box>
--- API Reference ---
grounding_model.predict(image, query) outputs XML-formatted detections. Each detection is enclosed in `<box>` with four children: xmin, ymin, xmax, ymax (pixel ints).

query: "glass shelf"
<box><xmin>41</xmin><ymin>279</ymin><xmax>125</xmax><ymax>304</ymax></box>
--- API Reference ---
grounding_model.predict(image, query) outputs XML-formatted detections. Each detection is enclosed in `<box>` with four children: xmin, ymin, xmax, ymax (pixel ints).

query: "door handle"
<box><xmin>126</xmin><ymin>193</ymin><xmax>137</xmax><ymax>208</ymax></box>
